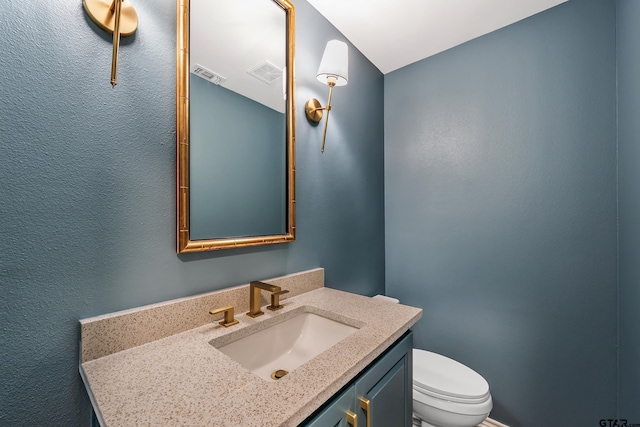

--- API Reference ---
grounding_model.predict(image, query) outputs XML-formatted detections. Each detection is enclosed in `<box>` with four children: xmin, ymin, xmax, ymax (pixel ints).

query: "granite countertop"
<box><xmin>81</xmin><ymin>287</ymin><xmax>422</xmax><ymax>427</ymax></box>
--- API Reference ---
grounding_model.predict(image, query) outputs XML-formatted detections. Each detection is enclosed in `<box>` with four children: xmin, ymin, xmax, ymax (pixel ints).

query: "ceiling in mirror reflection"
<box><xmin>191</xmin><ymin>0</ymin><xmax>286</xmax><ymax>113</ymax></box>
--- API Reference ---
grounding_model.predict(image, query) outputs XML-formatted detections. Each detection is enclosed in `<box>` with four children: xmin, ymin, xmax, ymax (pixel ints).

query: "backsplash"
<box><xmin>80</xmin><ymin>268</ymin><xmax>324</xmax><ymax>362</ymax></box>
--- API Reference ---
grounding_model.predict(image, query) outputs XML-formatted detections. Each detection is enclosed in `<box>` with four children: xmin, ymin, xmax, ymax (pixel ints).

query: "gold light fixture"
<box><xmin>305</xmin><ymin>40</ymin><xmax>349</xmax><ymax>153</ymax></box>
<box><xmin>83</xmin><ymin>0</ymin><xmax>138</xmax><ymax>88</ymax></box>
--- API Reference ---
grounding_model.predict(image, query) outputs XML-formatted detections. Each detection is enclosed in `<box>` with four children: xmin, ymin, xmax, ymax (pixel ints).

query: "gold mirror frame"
<box><xmin>176</xmin><ymin>0</ymin><xmax>296</xmax><ymax>253</ymax></box>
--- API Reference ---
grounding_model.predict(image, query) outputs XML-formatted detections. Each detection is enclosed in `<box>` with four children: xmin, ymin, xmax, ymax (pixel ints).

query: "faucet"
<box><xmin>209</xmin><ymin>305</ymin><xmax>239</xmax><ymax>327</ymax></box>
<box><xmin>247</xmin><ymin>281</ymin><xmax>289</xmax><ymax>317</ymax></box>
<box><xmin>268</xmin><ymin>288</ymin><xmax>289</xmax><ymax>312</ymax></box>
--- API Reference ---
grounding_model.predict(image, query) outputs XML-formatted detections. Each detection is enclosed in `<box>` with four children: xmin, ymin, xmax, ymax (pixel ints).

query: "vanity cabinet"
<box><xmin>303</xmin><ymin>384</ymin><xmax>357</xmax><ymax>427</ymax></box>
<box><xmin>301</xmin><ymin>331</ymin><xmax>413</xmax><ymax>427</ymax></box>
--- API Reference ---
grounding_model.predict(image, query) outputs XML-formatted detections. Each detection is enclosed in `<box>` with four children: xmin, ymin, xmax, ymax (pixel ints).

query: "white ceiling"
<box><xmin>190</xmin><ymin>0</ymin><xmax>569</xmax><ymax>108</ymax></box>
<box><xmin>306</xmin><ymin>0</ymin><xmax>569</xmax><ymax>74</ymax></box>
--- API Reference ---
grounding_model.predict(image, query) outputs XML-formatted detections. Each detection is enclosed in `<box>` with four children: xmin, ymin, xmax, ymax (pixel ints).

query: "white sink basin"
<box><xmin>215</xmin><ymin>312</ymin><xmax>359</xmax><ymax>381</ymax></box>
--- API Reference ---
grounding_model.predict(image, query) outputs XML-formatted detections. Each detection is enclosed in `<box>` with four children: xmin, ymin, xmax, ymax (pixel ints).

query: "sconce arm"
<box><xmin>304</xmin><ymin>81</ymin><xmax>337</xmax><ymax>152</ymax></box>
<box><xmin>110</xmin><ymin>0</ymin><xmax>123</xmax><ymax>88</ymax></box>
<box><xmin>320</xmin><ymin>83</ymin><xmax>335</xmax><ymax>153</ymax></box>
<box><xmin>83</xmin><ymin>0</ymin><xmax>138</xmax><ymax>87</ymax></box>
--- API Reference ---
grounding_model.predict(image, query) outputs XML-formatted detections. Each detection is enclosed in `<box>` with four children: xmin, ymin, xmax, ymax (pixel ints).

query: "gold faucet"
<box><xmin>267</xmin><ymin>289</ymin><xmax>289</xmax><ymax>311</ymax></box>
<box><xmin>247</xmin><ymin>281</ymin><xmax>288</xmax><ymax>317</ymax></box>
<box><xmin>209</xmin><ymin>305</ymin><xmax>239</xmax><ymax>327</ymax></box>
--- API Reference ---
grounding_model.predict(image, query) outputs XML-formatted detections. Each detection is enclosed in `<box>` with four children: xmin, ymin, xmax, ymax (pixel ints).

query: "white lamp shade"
<box><xmin>316</xmin><ymin>40</ymin><xmax>348</xmax><ymax>86</ymax></box>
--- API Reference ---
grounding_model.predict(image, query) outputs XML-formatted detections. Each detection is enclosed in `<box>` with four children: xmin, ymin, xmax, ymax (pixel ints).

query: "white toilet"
<box><xmin>412</xmin><ymin>349</ymin><xmax>492</xmax><ymax>427</ymax></box>
<box><xmin>372</xmin><ymin>295</ymin><xmax>493</xmax><ymax>427</ymax></box>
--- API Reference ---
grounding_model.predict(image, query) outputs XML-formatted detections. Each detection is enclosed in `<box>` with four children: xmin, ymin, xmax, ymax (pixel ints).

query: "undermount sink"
<box><xmin>214</xmin><ymin>311</ymin><xmax>359</xmax><ymax>381</ymax></box>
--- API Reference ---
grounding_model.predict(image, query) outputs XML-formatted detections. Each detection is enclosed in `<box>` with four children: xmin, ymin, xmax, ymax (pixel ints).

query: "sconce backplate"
<box><xmin>83</xmin><ymin>0</ymin><xmax>138</xmax><ymax>36</ymax></box>
<box><xmin>305</xmin><ymin>98</ymin><xmax>323</xmax><ymax>123</ymax></box>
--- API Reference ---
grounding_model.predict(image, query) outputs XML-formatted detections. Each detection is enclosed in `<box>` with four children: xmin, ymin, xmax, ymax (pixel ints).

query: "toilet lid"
<box><xmin>413</xmin><ymin>349</ymin><xmax>489</xmax><ymax>401</ymax></box>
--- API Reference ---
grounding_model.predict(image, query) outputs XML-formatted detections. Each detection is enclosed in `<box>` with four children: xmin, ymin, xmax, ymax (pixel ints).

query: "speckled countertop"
<box><xmin>81</xmin><ymin>286</ymin><xmax>422</xmax><ymax>427</ymax></box>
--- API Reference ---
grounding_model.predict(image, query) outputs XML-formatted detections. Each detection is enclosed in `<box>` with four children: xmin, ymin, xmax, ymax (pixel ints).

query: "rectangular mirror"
<box><xmin>176</xmin><ymin>0</ymin><xmax>295</xmax><ymax>253</ymax></box>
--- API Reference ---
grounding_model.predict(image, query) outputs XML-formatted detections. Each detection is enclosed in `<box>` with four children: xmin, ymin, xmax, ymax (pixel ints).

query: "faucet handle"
<box><xmin>209</xmin><ymin>305</ymin><xmax>239</xmax><ymax>327</ymax></box>
<box><xmin>267</xmin><ymin>290</ymin><xmax>289</xmax><ymax>311</ymax></box>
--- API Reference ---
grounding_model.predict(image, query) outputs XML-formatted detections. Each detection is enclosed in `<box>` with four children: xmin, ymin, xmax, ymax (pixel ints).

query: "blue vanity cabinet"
<box><xmin>303</xmin><ymin>384</ymin><xmax>357</xmax><ymax>427</ymax></box>
<box><xmin>355</xmin><ymin>332</ymin><xmax>413</xmax><ymax>427</ymax></box>
<box><xmin>301</xmin><ymin>331</ymin><xmax>413</xmax><ymax>427</ymax></box>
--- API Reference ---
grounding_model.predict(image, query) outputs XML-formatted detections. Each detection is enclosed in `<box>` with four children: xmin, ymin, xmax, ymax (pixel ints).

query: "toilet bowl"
<box><xmin>412</xmin><ymin>349</ymin><xmax>492</xmax><ymax>427</ymax></box>
<box><xmin>372</xmin><ymin>295</ymin><xmax>492</xmax><ymax>427</ymax></box>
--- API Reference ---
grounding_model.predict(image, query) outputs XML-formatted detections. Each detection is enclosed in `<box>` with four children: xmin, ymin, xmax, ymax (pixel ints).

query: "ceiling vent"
<box><xmin>191</xmin><ymin>64</ymin><xmax>226</xmax><ymax>85</ymax></box>
<box><xmin>247</xmin><ymin>61</ymin><xmax>283</xmax><ymax>85</ymax></box>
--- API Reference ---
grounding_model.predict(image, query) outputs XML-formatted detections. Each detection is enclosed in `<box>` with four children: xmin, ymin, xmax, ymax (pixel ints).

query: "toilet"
<box><xmin>372</xmin><ymin>295</ymin><xmax>493</xmax><ymax>427</ymax></box>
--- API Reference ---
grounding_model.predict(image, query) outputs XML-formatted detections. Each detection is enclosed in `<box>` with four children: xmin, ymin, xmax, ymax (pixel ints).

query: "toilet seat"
<box><xmin>413</xmin><ymin>349</ymin><xmax>490</xmax><ymax>404</ymax></box>
<box><xmin>413</xmin><ymin>383</ymin><xmax>490</xmax><ymax>405</ymax></box>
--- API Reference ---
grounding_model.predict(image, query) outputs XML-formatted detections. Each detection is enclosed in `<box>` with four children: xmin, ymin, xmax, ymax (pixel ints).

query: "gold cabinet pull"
<box><xmin>346</xmin><ymin>410</ymin><xmax>357</xmax><ymax>427</ymax></box>
<box><xmin>359</xmin><ymin>397</ymin><xmax>371</xmax><ymax>427</ymax></box>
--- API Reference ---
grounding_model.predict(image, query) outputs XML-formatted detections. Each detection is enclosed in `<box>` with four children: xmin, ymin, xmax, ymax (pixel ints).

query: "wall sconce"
<box><xmin>305</xmin><ymin>40</ymin><xmax>349</xmax><ymax>153</ymax></box>
<box><xmin>83</xmin><ymin>0</ymin><xmax>138</xmax><ymax>87</ymax></box>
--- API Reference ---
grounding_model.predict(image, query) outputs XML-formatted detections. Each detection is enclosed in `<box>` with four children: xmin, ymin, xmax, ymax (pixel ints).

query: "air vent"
<box><xmin>191</xmin><ymin>64</ymin><xmax>226</xmax><ymax>85</ymax></box>
<box><xmin>247</xmin><ymin>61</ymin><xmax>283</xmax><ymax>85</ymax></box>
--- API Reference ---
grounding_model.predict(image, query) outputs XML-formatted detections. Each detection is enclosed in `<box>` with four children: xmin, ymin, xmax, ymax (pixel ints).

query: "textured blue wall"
<box><xmin>384</xmin><ymin>0</ymin><xmax>618</xmax><ymax>425</ymax></box>
<box><xmin>190</xmin><ymin>75</ymin><xmax>286</xmax><ymax>239</ymax></box>
<box><xmin>0</xmin><ymin>0</ymin><xmax>384</xmax><ymax>424</ymax></box>
<box><xmin>616</xmin><ymin>0</ymin><xmax>640</xmax><ymax>420</ymax></box>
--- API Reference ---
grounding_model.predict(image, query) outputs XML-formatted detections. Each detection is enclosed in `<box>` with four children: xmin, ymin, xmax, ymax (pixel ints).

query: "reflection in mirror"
<box><xmin>189</xmin><ymin>76</ymin><xmax>286</xmax><ymax>239</ymax></box>
<box><xmin>176</xmin><ymin>0</ymin><xmax>295</xmax><ymax>253</ymax></box>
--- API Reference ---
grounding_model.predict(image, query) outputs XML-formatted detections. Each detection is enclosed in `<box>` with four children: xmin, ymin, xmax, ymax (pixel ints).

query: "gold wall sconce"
<box><xmin>305</xmin><ymin>40</ymin><xmax>349</xmax><ymax>153</ymax></box>
<box><xmin>83</xmin><ymin>0</ymin><xmax>138</xmax><ymax>87</ymax></box>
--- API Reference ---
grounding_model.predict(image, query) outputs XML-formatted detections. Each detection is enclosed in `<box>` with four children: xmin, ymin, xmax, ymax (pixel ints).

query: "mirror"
<box><xmin>176</xmin><ymin>0</ymin><xmax>295</xmax><ymax>253</ymax></box>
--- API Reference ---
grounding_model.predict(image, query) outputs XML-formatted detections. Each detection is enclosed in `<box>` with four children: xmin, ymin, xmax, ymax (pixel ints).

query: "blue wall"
<box><xmin>616</xmin><ymin>0</ymin><xmax>640</xmax><ymax>420</ymax></box>
<box><xmin>0</xmin><ymin>0</ymin><xmax>384</xmax><ymax>424</ymax></box>
<box><xmin>384</xmin><ymin>0</ymin><xmax>618</xmax><ymax>425</ymax></box>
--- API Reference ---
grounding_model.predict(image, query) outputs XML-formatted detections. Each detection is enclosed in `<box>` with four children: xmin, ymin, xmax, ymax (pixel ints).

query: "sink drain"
<box><xmin>271</xmin><ymin>369</ymin><xmax>289</xmax><ymax>380</ymax></box>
